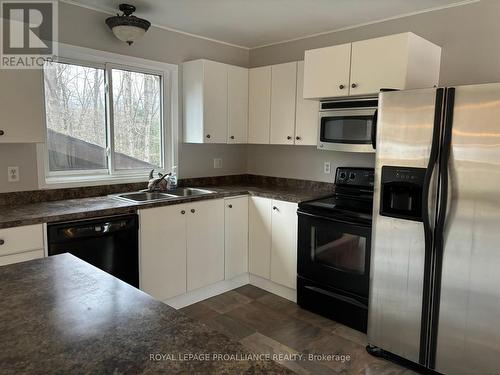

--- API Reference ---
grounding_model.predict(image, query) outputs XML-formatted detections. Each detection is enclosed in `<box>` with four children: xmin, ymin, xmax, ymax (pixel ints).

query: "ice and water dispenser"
<box><xmin>379</xmin><ymin>166</ymin><xmax>427</xmax><ymax>222</ymax></box>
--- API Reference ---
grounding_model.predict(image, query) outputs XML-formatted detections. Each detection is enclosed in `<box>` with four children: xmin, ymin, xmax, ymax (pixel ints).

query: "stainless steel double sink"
<box><xmin>112</xmin><ymin>188</ymin><xmax>216</xmax><ymax>203</ymax></box>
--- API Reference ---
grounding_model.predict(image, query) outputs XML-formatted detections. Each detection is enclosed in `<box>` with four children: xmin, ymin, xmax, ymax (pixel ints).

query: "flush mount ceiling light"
<box><xmin>105</xmin><ymin>4</ymin><xmax>151</xmax><ymax>45</ymax></box>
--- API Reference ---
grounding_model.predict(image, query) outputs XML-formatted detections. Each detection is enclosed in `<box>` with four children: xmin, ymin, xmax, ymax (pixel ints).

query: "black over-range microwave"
<box><xmin>318</xmin><ymin>97</ymin><xmax>378</xmax><ymax>153</ymax></box>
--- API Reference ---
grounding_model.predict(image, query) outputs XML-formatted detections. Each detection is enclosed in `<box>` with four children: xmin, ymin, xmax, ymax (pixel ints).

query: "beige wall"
<box><xmin>247</xmin><ymin>0</ymin><xmax>500</xmax><ymax>181</ymax></box>
<box><xmin>0</xmin><ymin>2</ymin><xmax>249</xmax><ymax>193</ymax></box>
<box><xmin>2</xmin><ymin>1</ymin><xmax>500</xmax><ymax>192</ymax></box>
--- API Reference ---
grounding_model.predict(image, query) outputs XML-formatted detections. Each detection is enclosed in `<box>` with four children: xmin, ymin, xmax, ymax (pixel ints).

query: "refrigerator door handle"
<box><xmin>419</xmin><ymin>87</ymin><xmax>445</xmax><ymax>366</ymax></box>
<box><xmin>427</xmin><ymin>87</ymin><xmax>455</xmax><ymax>369</ymax></box>
<box><xmin>371</xmin><ymin>109</ymin><xmax>378</xmax><ymax>149</ymax></box>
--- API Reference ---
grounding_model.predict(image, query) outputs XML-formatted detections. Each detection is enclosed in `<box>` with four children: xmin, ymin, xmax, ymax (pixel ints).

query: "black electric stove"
<box><xmin>297</xmin><ymin>167</ymin><xmax>374</xmax><ymax>333</ymax></box>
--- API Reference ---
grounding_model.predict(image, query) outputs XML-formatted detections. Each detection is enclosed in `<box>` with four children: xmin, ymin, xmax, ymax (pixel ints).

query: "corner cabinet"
<box><xmin>248</xmin><ymin>66</ymin><xmax>272</xmax><ymax>144</ymax></box>
<box><xmin>248</xmin><ymin>196</ymin><xmax>298</xmax><ymax>290</ymax></box>
<box><xmin>248</xmin><ymin>61</ymin><xmax>318</xmax><ymax>146</ymax></box>
<box><xmin>183</xmin><ymin>59</ymin><xmax>248</xmax><ymax>144</ymax></box>
<box><xmin>224</xmin><ymin>196</ymin><xmax>248</xmax><ymax>279</ymax></box>
<box><xmin>303</xmin><ymin>32</ymin><xmax>441</xmax><ymax>99</ymax></box>
<box><xmin>139</xmin><ymin>199</ymin><xmax>224</xmax><ymax>301</ymax></box>
<box><xmin>0</xmin><ymin>70</ymin><xmax>44</xmax><ymax>143</ymax></box>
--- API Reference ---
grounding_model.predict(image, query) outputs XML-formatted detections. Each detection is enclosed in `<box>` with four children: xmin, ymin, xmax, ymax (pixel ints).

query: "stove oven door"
<box><xmin>297</xmin><ymin>211</ymin><xmax>371</xmax><ymax>298</ymax></box>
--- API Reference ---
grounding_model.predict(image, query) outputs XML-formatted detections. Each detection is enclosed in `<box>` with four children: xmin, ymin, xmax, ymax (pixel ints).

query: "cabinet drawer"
<box><xmin>0</xmin><ymin>249</ymin><xmax>44</xmax><ymax>266</ymax></box>
<box><xmin>0</xmin><ymin>224</ymin><xmax>44</xmax><ymax>257</ymax></box>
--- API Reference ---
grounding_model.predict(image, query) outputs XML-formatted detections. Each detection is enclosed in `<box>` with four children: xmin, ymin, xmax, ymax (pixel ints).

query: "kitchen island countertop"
<box><xmin>0</xmin><ymin>253</ymin><xmax>292</xmax><ymax>374</ymax></box>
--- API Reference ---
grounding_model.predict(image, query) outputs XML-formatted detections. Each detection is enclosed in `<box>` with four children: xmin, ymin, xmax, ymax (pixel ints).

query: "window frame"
<box><xmin>37</xmin><ymin>43</ymin><xmax>178</xmax><ymax>189</ymax></box>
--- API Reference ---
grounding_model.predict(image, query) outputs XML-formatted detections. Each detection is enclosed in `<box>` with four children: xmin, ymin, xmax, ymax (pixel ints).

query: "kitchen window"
<box><xmin>39</xmin><ymin>45</ymin><xmax>178</xmax><ymax>187</ymax></box>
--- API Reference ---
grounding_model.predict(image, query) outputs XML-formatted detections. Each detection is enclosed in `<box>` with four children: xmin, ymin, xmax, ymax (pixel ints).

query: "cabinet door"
<box><xmin>248</xmin><ymin>196</ymin><xmax>272</xmax><ymax>278</ymax></box>
<box><xmin>0</xmin><ymin>70</ymin><xmax>44</xmax><ymax>143</ymax></box>
<box><xmin>303</xmin><ymin>43</ymin><xmax>351</xmax><ymax>99</ymax></box>
<box><xmin>248</xmin><ymin>66</ymin><xmax>271</xmax><ymax>144</ymax></box>
<box><xmin>270</xmin><ymin>200</ymin><xmax>298</xmax><ymax>289</ymax></box>
<box><xmin>270</xmin><ymin>62</ymin><xmax>297</xmax><ymax>145</ymax></box>
<box><xmin>186</xmin><ymin>199</ymin><xmax>225</xmax><ymax>291</ymax></box>
<box><xmin>227</xmin><ymin>66</ymin><xmax>248</xmax><ymax>144</ymax></box>
<box><xmin>139</xmin><ymin>205</ymin><xmax>187</xmax><ymax>301</ymax></box>
<box><xmin>203</xmin><ymin>60</ymin><xmax>228</xmax><ymax>143</ymax></box>
<box><xmin>350</xmin><ymin>33</ymin><xmax>409</xmax><ymax>96</ymax></box>
<box><xmin>295</xmin><ymin>61</ymin><xmax>319</xmax><ymax>145</ymax></box>
<box><xmin>0</xmin><ymin>224</ymin><xmax>44</xmax><ymax>257</ymax></box>
<box><xmin>224</xmin><ymin>196</ymin><xmax>249</xmax><ymax>279</ymax></box>
<box><xmin>0</xmin><ymin>250</ymin><xmax>44</xmax><ymax>267</ymax></box>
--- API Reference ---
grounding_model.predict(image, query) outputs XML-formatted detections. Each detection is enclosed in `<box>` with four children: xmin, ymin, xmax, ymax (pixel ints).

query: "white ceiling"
<box><xmin>67</xmin><ymin>0</ymin><xmax>478</xmax><ymax>48</ymax></box>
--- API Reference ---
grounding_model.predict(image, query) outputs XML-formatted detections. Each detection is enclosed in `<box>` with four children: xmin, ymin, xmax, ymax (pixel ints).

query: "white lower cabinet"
<box><xmin>0</xmin><ymin>224</ymin><xmax>44</xmax><ymax>266</ymax></box>
<box><xmin>224</xmin><ymin>196</ymin><xmax>249</xmax><ymax>280</ymax></box>
<box><xmin>139</xmin><ymin>204</ymin><xmax>188</xmax><ymax>301</ymax></box>
<box><xmin>248</xmin><ymin>196</ymin><xmax>272</xmax><ymax>278</ymax></box>
<box><xmin>270</xmin><ymin>200</ymin><xmax>298</xmax><ymax>289</ymax></box>
<box><xmin>139</xmin><ymin>199</ymin><xmax>225</xmax><ymax>300</ymax></box>
<box><xmin>249</xmin><ymin>197</ymin><xmax>298</xmax><ymax>289</ymax></box>
<box><xmin>186</xmin><ymin>199</ymin><xmax>225</xmax><ymax>291</ymax></box>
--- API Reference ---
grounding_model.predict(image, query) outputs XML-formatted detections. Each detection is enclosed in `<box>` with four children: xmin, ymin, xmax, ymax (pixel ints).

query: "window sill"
<box><xmin>40</xmin><ymin>174</ymin><xmax>150</xmax><ymax>190</ymax></box>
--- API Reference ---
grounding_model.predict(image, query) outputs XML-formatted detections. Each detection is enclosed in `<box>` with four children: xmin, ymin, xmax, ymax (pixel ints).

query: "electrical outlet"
<box><xmin>324</xmin><ymin>162</ymin><xmax>331</xmax><ymax>174</ymax></box>
<box><xmin>7</xmin><ymin>166</ymin><xmax>19</xmax><ymax>182</ymax></box>
<box><xmin>213</xmin><ymin>158</ymin><xmax>222</xmax><ymax>169</ymax></box>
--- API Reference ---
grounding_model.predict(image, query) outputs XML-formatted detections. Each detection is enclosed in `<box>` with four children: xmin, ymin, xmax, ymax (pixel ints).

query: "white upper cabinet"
<box><xmin>0</xmin><ymin>70</ymin><xmax>44</xmax><ymax>143</ymax></box>
<box><xmin>184</xmin><ymin>59</ymin><xmax>248</xmax><ymax>144</ymax></box>
<box><xmin>295</xmin><ymin>61</ymin><xmax>319</xmax><ymax>146</ymax></box>
<box><xmin>303</xmin><ymin>32</ymin><xmax>441</xmax><ymax>99</ymax></box>
<box><xmin>227</xmin><ymin>66</ymin><xmax>249</xmax><ymax>143</ymax></box>
<box><xmin>270</xmin><ymin>62</ymin><xmax>297</xmax><ymax>145</ymax></box>
<box><xmin>303</xmin><ymin>43</ymin><xmax>351</xmax><ymax>99</ymax></box>
<box><xmin>224</xmin><ymin>196</ymin><xmax>249</xmax><ymax>280</ymax></box>
<box><xmin>248</xmin><ymin>66</ymin><xmax>272</xmax><ymax>144</ymax></box>
<box><xmin>350</xmin><ymin>33</ymin><xmax>441</xmax><ymax>96</ymax></box>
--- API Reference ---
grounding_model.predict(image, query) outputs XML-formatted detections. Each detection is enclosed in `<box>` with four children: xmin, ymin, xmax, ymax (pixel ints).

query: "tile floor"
<box><xmin>180</xmin><ymin>285</ymin><xmax>417</xmax><ymax>374</ymax></box>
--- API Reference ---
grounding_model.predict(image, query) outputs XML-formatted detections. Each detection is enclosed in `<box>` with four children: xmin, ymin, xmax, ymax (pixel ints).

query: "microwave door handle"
<box><xmin>371</xmin><ymin>109</ymin><xmax>378</xmax><ymax>149</ymax></box>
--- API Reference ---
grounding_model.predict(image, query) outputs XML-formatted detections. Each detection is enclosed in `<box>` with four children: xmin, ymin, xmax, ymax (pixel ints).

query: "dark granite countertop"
<box><xmin>0</xmin><ymin>254</ymin><xmax>292</xmax><ymax>374</ymax></box>
<box><xmin>0</xmin><ymin>183</ymin><xmax>333</xmax><ymax>229</ymax></box>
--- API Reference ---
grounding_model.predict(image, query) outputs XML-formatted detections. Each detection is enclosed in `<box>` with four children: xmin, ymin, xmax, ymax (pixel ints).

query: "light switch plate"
<box><xmin>7</xmin><ymin>166</ymin><xmax>19</xmax><ymax>182</ymax></box>
<box><xmin>213</xmin><ymin>158</ymin><xmax>222</xmax><ymax>169</ymax></box>
<box><xmin>324</xmin><ymin>162</ymin><xmax>331</xmax><ymax>174</ymax></box>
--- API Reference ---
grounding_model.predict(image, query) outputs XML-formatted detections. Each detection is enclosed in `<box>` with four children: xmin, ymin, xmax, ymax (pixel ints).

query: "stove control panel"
<box><xmin>335</xmin><ymin>168</ymin><xmax>374</xmax><ymax>187</ymax></box>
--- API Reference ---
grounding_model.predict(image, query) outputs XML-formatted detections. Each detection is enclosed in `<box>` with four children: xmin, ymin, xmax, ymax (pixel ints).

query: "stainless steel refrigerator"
<box><xmin>368</xmin><ymin>83</ymin><xmax>500</xmax><ymax>374</ymax></box>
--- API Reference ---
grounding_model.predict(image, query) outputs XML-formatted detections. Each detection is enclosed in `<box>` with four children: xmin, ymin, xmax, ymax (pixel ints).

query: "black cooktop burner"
<box><xmin>298</xmin><ymin>167</ymin><xmax>375</xmax><ymax>225</ymax></box>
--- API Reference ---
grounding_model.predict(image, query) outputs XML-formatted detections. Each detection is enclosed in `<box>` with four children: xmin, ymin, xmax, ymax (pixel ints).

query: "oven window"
<box><xmin>320</xmin><ymin>116</ymin><xmax>372</xmax><ymax>144</ymax></box>
<box><xmin>311</xmin><ymin>226</ymin><xmax>366</xmax><ymax>274</ymax></box>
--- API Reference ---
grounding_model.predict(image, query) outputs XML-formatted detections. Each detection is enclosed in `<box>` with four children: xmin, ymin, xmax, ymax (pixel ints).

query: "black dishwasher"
<box><xmin>48</xmin><ymin>214</ymin><xmax>139</xmax><ymax>287</ymax></box>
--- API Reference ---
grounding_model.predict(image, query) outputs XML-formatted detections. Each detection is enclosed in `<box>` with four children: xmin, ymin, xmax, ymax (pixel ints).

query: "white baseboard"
<box><xmin>164</xmin><ymin>273</ymin><xmax>250</xmax><ymax>309</ymax></box>
<box><xmin>249</xmin><ymin>274</ymin><xmax>297</xmax><ymax>302</ymax></box>
<box><xmin>163</xmin><ymin>273</ymin><xmax>297</xmax><ymax>309</ymax></box>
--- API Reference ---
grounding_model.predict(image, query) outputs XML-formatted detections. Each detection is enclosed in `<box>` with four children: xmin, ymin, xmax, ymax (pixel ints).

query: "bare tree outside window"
<box><xmin>43</xmin><ymin>60</ymin><xmax>164</xmax><ymax>176</ymax></box>
<box><xmin>112</xmin><ymin>69</ymin><xmax>162</xmax><ymax>170</ymax></box>
<box><xmin>44</xmin><ymin>61</ymin><xmax>107</xmax><ymax>171</ymax></box>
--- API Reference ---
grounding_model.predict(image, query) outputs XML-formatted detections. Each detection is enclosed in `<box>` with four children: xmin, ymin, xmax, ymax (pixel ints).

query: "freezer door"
<box><xmin>436</xmin><ymin>83</ymin><xmax>500</xmax><ymax>374</ymax></box>
<box><xmin>368</xmin><ymin>88</ymin><xmax>440</xmax><ymax>363</ymax></box>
